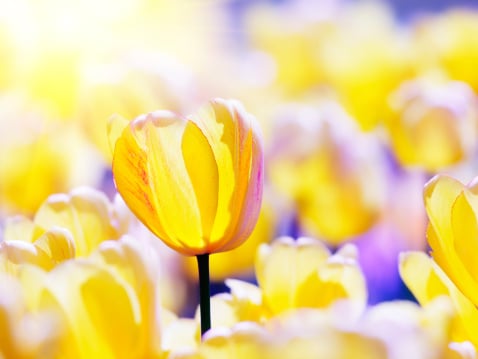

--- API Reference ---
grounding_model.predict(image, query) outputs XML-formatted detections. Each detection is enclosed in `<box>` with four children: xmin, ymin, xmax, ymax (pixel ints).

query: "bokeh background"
<box><xmin>1</xmin><ymin>0</ymin><xmax>478</xmax><ymax>317</ymax></box>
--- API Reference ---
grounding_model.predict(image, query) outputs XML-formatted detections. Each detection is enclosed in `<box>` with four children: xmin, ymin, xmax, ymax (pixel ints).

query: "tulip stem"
<box><xmin>196</xmin><ymin>253</ymin><xmax>211</xmax><ymax>337</ymax></box>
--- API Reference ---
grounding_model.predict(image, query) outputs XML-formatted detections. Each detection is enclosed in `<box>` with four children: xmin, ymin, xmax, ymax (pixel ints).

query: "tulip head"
<box><xmin>110</xmin><ymin>98</ymin><xmax>264</xmax><ymax>256</ymax></box>
<box><xmin>423</xmin><ymin>174</ymin><xmax>478</xmax><ymax>306</ymax></box>
<box><xmin>387</xmin><ymin>77</ymin><xmax>478</xmax><ymax>171</ymax></box>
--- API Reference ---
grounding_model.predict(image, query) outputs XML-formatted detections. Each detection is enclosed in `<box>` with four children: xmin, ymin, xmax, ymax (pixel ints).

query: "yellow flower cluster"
<box><xmin>2</xmin><ymin>0</ymin><xmax>478</xmax><ymax>358</ymax></box>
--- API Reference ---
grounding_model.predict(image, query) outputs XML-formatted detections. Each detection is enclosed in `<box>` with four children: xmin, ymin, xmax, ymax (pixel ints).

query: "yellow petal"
<box><xmin>92</xmin><ymin>236</ymin><xmax>162</xmax><ymax>355</ymax></box>
<box><xmin>0</xmin><ymin>240</ymin><xmax>54</xmax><ymax>272</ymax></box>
<box><xmin>297</xmin><ymin>244</ymin><xmax>366</xmax><ymax>309</ymax></box>
<box><xmin>399</xmin><ymin>251</ymin><xmax>449</xmax><ymax>304</ymax></box>
<box><xmin>451</xmin><ymin>189</ymin><xmax>478</xmax><ymax>281</ymax></box>
<box><xmin>34</xmin><ymin>187</ymin><xmax>117</xmax><ymax>257</ymax></box>
<box><xmin>34</xmin><ymin>227</ymin><xmax>76</xmax><ymax>264</ymax></box>
<box><xmin>189</xmin><ymin>101</ymin><xmax>237</xmax><ymax>246</ymax></box>
<box><xmin>181</xmin><ymin>120</ymin><xmax>219</xmax><ymax>245</ymax></box>
<box><xmin>190</xmin><ymin>99</ymin><xmax>263</xmax><ymax>252</ymax></box>
<box><xmin>255</xmin><ymin>237</ymin><xmax>330</xmax><ymax>313</ymax></box>
<box><xmin>143</xmin><ymin>115</ymin><xmax>203</xmax><ymax>251</ymax></box>
<box><xmin>42</xmin><ymin>260</ymin><xmax>141</xmax><ymax>359</ymax></box>
<box><xmin>423</xmin><ymin>175</ymin><xmax>478</xmax><ymax>304</ymax></box>
<box><xmin>220</xmin><ymin>103</ymin><xmax>264</xmax><ymax>252</ymax></box>
<box><xmin>112</xmin><ymin>118</ymin><xmax>168</xmax><ymax>243</ymax></box>
<box><xmin>399</xmin><ymin>251</ymin><xmax>478</xmax><ymax>346</ymax></box>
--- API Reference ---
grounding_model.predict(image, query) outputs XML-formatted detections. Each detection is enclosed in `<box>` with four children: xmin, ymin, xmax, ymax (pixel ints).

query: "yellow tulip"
<box><xmin>0</xmin><ymin>113</ymin><xmax>103</xmax><ymax>215</ymax></box>
<box><xmin>2</xmin><ymin>187</ymin><xmax>121</xmax><ymax>258</ymax></box>
<box><xmin>109</xmin><ymin>98</ymin><xmax>264</xmax><ymax>256</ymax></box>
<box><xmin>255</xmin><ymin>237</ymin><xmax>367</xmax><ymax>314</ymax></box>
<box><xmin>18</xmin><ymin>256</ymin><xmax>164</xmax><ymax>359</ymax></box>
<box><xmin>318</xmin><ymin>1</ymin><xmax>413</xmax><ymax>130</ymax></box>
<box><xmin>0</xmin><ymin>227</ymin><xmax>75</xmax><ymax>273</ymax></box>
<box><xmin>267</xmin><ymin>101</ymin><xmax>386</xmax><ymax>244</ymax></box>
<box><xmin>0</xmin><ymin>273</ymin><xmax>62</xmax><ymax>359</ymax></box>
<box><xmin>423</xmin><ymin>174</ymin><xmax>478</xmax><ymax>306</ymax></box>
<box><xmin>91</xmin><ymin>235</ymin><xmax>163</xmax><ymax>355</ymax></box>
<box><xmin>412</xmin><ymin>10</ymin><xmax>478</xmax><ymax>92</ymax></box>
<box><xmin>386</xmin><ymin>77</ymin><xmax>478</xmax><ymax>171</ymax></box>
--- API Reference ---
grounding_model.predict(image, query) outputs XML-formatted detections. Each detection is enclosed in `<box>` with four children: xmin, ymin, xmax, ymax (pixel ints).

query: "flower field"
<box><xmin>1</xmin><ymin>0</ymin><xmax>478</xmax><ymax>358</ymax></box>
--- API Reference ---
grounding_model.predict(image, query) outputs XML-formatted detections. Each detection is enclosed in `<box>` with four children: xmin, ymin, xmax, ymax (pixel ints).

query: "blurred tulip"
<box><xmin>0</xmin><ymin>227</ymin><xmax>75</xmax><ymax>273</ymax></box>
<box><xmin>319</xmin><ymin>1</ymin><xmax>414</xmax><ymax>130</ymax></box>
<box><xmin>110</xmin><ymin>98</ymin><xmax>264</xmax><ymax>256</ymax></box>
<box><xmin>400</xmin><ymin>251</ymin><xmax>478</xmax><ymax>348</ymax></box>
<box><xmin>15</xmin><ymin>236</ymin><xmax>168</xmax><ymax>359</ymax></box>
<box><xmin>1</xmin><ymin>187</ymin><xmax>121</xmax><ymax>258</ymax></box>
<box><xmin>174</xmin><ymin>297</ymin><xmax>460</xmax><ymax>359</ymax></box>
<box><xmin>246</xmin><ymin>1</ymin><xmax>412</xmax><ymax>130</ymax></box>
<box><xmin>0</xmin><ymin>100</ymin><xmax>103</xmax><ymax>215</ymax></box>
<box><xmin>267</xmin><ymin>101</ymin><xmax>386</xmax><ymax>243</ymax></box>
<box><xmin>361</xmin><ymin>298</ymin><xmax>458</xmax><ymax>359</ymax></box>
<box><xmin>256</xmin><ymin>237</ymin><xmax>367</xmax><ymax>314</ymax></box>
<box><xmin>170</xmin><ymin>322</ymin><xmax>268</xmax><ymax>359</ymax></box>
<box><xmin>37</xmin><ymin>260</ymin><xmax>157</xmax><ymax>358</ymax></box>
<box><xmin>245</xmin><ymin>1</ymin><xmax>337</xmax><ymax>95</ymax></box>
<box><xmin>91</xmin><ymin>235</ymin><xmax>164</xmax><ymax>356</ymax></box>
<box><xmin>0</xmin><ymin>273</ymin><xmax>62</xmax><ymax>359</ymax></box>
<box><xmin>207</xmin><ymin>279</ymin><xmax>265</xmax><ymax>328</ymax></box>
<box><xmin>1</xmin><ymin>186</ymin><xmax>187</xmax><ymax>314</ymax></box>
<box><xmin>386</xmin><ymin>77</ymin><xmax>478</xmax><ymax>171</ymax></box>
<box><xmin>412</xmin><ymin>10</ymin><xmax>478</xmax><ymax>92</ymax></box>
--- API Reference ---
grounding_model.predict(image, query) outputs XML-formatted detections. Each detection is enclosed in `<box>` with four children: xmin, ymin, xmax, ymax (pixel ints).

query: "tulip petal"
<box><xmin>256</xmin><ymin>237</ymin><xmax>330</xmax><ymax>313</ymax></box>
<box><xmin>182</xmin><ymin>120</ymin><xmax>219</xmax><ymax>246</ymax></box>
<box><xmin>451</xmin><ymin>190</ymin><xmax>478</xmax><ymax>282</ymax></box>
<box><xmin>142</xmin><ymin>117</ymin><xmax>203</xmax><ymax>251</ymax></box>
<box><xmin>34</xmin><ymin>227</ymin><xmax>76</xmax><ymax>264</ymax></box>
<box><xmin>190</xmin><ymin>99</ymin><xmax>263</xmax><ymax>252</ymax></box>
<box><xmin>43</xmin><ymin>261</ymin><xmax>141</xmax><ymax>359</ymax></box>
<box><xmin>399</xmin><ymin>251</ymin><xmax>478</xmax><ymax>346</ymax></box>
<box><xmin>34</xmin><ymin>187</ymin><xmax>117</xmax><ymax>256</ymax></box>
<box><xmin>113</xmin><ymin>120</ymin><xmax>168</xmax><ymax>243</ymax></box>
<box><xmin>424</xmin><ymin>175</ymin><xmax>462</xmax><ymax>257</ymax></box>
<box><xmin>189</xmin><ymin>101</ymin><xmax>236</xmax><ymax>246</ymax></box>
<box><xmin>424</xmin><ymin>175</ymin><xmax>478</xmax><ymax>305</ymax></box>
<box><xmin>221</xmin><ymin>104</ymin><xmax>264</xmax><ymax>252</ymax></box>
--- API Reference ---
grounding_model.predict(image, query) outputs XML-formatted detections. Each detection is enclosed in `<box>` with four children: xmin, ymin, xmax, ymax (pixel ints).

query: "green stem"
<box><xmin>196</xmin><ymin>253</ymin><xmax>211</xmax><ymax>337</ymax></box>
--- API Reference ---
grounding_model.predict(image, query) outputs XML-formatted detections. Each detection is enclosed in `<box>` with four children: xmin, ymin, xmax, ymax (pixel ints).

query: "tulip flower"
<box><xmin>412</xmin><ymin>10</ymin><xmax>478</xmax><ymax>92</ymax></box>
<box><xmin>109</xmin><ymin>98</ymin><xmax>264</xmax><ymax>335</ymax></box>
<box><xmin>255</xmin><ymin>237</ymin><xmax>367</xmax><ymax>315</ymax></box>
<box><xmin>267</xmin><ymin>101</ymin><xmax>386</xmax><ymax>244</ymax></box>
<box><xmin>423</xmin><ymin>175</ymin><xmax>478</xmax><ymax>306</ymax></box>
<box><xmin>386</xmin><ymin>77</ymin><xmax>478</xmax><ymax>171</ymax></box>
<box><xmin>2</xmin><ymin>187</ymin><xmax>121</xmax><ymax>258</ymax></box>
